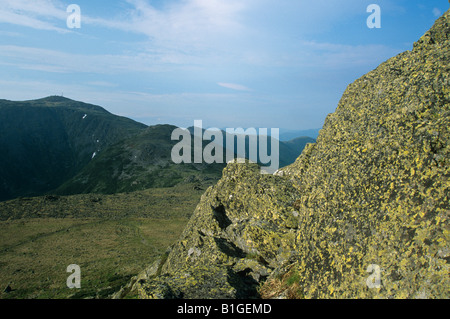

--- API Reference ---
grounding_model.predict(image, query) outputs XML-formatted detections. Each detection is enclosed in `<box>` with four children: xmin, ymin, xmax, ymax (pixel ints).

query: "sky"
<box><xmin>0</xmin><ymin>0</ymin><xmax>448</xmax><ymax>130</ymax></box>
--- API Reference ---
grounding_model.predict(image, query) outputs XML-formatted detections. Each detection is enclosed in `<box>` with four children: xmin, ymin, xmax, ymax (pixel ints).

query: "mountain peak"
<box><xmin>40</xmin><ymin>95</ymin><xmax>74</xmax><ymax>103</ymax></box>
<box><xmin>0</xmin><ymin>97</ymin><xmax>147</xmax><ymax>201</ymax></box>
<box><xmin>30</xmin><ymin>96</ymin><xmax>110</xmax><ymax>114</ymax></box>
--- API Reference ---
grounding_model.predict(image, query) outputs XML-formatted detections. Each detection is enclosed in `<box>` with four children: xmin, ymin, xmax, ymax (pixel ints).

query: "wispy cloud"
<box><xmin>0</xmin><ymin>0</ymin><xmax>421</xmax><ymax>130</ymax></box>
<box><xmin>0</xmin><ymin>0</ymin><xmax>250</xmax><ymax>67</ymax></box>
<box><xmin>218</xmin><ymin>82</ymin><xmax>252</xmax><ymax>92</ymax></box>
<box><xmin>0</xmin><ymin>0</ymin><xmax>68</xmax><ymax>32</ymax></box>
<box><xmin>0</xmin><ymin>44</ymin><xmax>195</xmax><ymax>74</ymax></box>
<box><xmin>0</xmin><ymin>0</ymin><xmax>406</xmax><ymax>72</ymax></box>
<box><xmin>433</xmin><ymin>8</ymin><xmax>442</xmax><ymax>17</ymax></box>
<box><xmin>0</xmin><ymin>30</ymin><xmax>24</xmax><ymax>37</ymax></box>
<box><xmin>119</xmin><ymin>0</ymin><xmax>246</xmax><ymax>40</ymax></box>
<box><xmin>86</xmin><ymin>81</ymin><xmax>119</xmax><ymax>88</ymax></box>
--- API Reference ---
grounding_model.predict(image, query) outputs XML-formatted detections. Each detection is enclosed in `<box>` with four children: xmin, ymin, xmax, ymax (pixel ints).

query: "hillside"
<box><xmin>128</xmin><ymin>9</ymin><xmax>449</xmax><ymax>299</ymax></box>
<box><xmin>187</xmin><ymin>126</ymin><xmax>315</xmax><ymax>170</ymax></box>
<box><xmin>55</xmin><ymin>124</ymin><xmax>226</xmax><ymax>195</ymax></box>
<box><xmin>56</xmin><ymin>124</ymin><xmax>312</xmax><ymax>196</ymax></box>
<box><xmin>279</xmin><ymin>129</ymin><xmax>321</xmax><ymax>141</ymax></box>
<box><xmin>0</xmin><ymin>96</ymin><xmax>147</xmax><ymax>201</ymax></box>
<box><xmin>280</xmin><ymin>136</ymin><xmax>316</xmax><ymax>165</ymax></box>
<box><xmin>0</xmin><ymin>96</ymin><xmax>310</xmax><ymax>200</ymax></box>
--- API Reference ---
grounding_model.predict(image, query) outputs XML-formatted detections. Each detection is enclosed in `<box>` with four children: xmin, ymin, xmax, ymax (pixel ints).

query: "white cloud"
<box><xmin>0</xmin><ymin>0</ymin><xmax>404</xmax><ymax>73</ymax></box>
<box><xmin>0</xmin><ymin>9</ymin><xmax>67</xmax><ymax>33</ymax></box>
<box><xmin>0</xmin><ymin>0</ymin><xmax>66</xmax><ymax>18</ymax></box>
<box><xmin>433</xmin><ymin>8</ymin><xmax>442</xmax><ymax>17</ymax></box>
<box><xmin>0</xmin><ymin>0</ymin><xmax>250</xmax><ymax>68</ymax></box>
<box><xmin>218</xmin><ymin>82</ymin><xmax>252</xmax><ymax>91</ymax></box>
<box><xmin>80</xmin><ymin>0</ymin><xmax>246</xmax><ymax>53</ymax></box>
<box><xmin>125</xmin><ymin>0</ymin><xmax>245</xmax><ymax>35</ymax></box>
<box><xmin>0</xmin><ymin>0</ymin><xmax>246</xmax><ymax>36</ymax></box>
<box><xmin>0</xmin><ymin>44</ymin><xmax>195</xmax><ymax>74</ymax></box>
<box><xmin>0</xmin><ymin>30</ymin><xmax>24</xmax><ymax>37</ymax></box>
<box><xmin>86</xmin><ymin>81</ymin><xmax>119</xmax><ymax>88</ymax></box>
<box><xmin>0</xmin><ymin>0</ymin><xmax>68</xmax><ymax>32</ymax></box>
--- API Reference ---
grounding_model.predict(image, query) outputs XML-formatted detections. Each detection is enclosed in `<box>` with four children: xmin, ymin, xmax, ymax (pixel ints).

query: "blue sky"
<box><xmin>0</xmin><ymin>0</ymin><xmax>448</xmax><ymax>130</ymax></box>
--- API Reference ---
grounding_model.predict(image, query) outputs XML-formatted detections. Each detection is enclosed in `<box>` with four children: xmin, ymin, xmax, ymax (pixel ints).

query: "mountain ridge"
<box><xmin>54</xmin><ymin>124</ymin><xmax>226</xmax><ymax>195</ymax></box>
<box><xmin>0</xmin><ymin>96</ymin><xmax>147</xmax><ymax>201</ymax></box>
<box><xmin>0</xmin><ymin>96</ymin><xmax>312</xmax><ymax>201</ymax></box>
<box><xmin>55</xmin><ymin>123</ymin><xmax>313</xmax><ymax>195</ymax></box>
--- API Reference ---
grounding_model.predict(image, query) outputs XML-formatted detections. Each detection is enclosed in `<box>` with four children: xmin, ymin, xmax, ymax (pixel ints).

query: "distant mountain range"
<box><xmin>0</xmin><ymin>96</ymin><xmax>315</xmax><ymax>201</ymax></box>
<box><xmin>279</xmin><ymin>128</ymin><xmax>321</xmax><ymax>141</ymax></box>
<box><xmin>219</xmin><ymin>127</ymin><xmax>321</xmax><ymax>141</ymax></box>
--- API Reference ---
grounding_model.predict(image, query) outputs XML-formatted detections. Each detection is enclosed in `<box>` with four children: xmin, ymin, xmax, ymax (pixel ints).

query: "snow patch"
<box><xmin>82</xmin><ymin>114</ymin><xmax>87</xmax><ymax>119</ymax></box>
<box><xmin>92</xmin><ymin>152</ymin><xmax>97</xmax><ymax>159</ymax></box>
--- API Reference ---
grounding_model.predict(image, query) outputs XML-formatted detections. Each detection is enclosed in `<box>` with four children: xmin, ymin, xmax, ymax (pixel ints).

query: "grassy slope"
<box><xmin>0</xmin><ymin>183</ymin><xmax>208</xmax><ymax>299</ymax></box>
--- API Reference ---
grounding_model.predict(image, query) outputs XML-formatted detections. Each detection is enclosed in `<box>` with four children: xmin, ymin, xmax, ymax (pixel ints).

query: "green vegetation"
<box><xmin>54</xmin><ymin>124</ymin><xmax>225</xmax><ymax>196</ymax></box>
<box><xmin>132</xmin><ymin>161</ymin><xmax>301</xmax><ymax>299</ymax></box>
<box><xmin>0</xmin><ymin>96</ymin><xmax>146</xmax><ymax>201</ymax></box>
<box><xmin>0</xmin><ymin>93</ymin><xmax>311</xmax><ymax>300</ymax></box>
<box><xmin>0</xmin><ymin>183</ymin><xmax>206</xmax><ymax>299</ymax></box>
<box><xmin>0</xmin><ymin>218</ymin><xmax>186</xmax><ymax>299</ymax></box>
<box><xmin>0</xmin><ymin>96</ymin><xmax>311</xmax><ymax>202</ymax></box>
<box><xmin>4</xmin><ymin>8</ymin><xmax>448</xmax><ymax>302</ymax></box>
<box><xmin>54</xmin><ymin>124</ymin><xmax>312</xmax><ymax>196</ymax></box>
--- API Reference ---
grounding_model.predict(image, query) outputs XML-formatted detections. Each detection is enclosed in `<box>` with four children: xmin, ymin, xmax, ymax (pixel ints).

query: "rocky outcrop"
<box><xmin>131</xmin><ymin>9</ymin><xmax>449</xmax><ymax>299</ymax></box>
<box><xmin>125</xmin><ymin>161</ymin><xmax>299</xmax><ymax>299</ymax></box>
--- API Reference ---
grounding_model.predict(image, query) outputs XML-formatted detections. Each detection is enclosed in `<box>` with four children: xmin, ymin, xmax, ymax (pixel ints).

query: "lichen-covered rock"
<box><xmin>134</xmin><ymin>160</ymin><xmax>300</xmax><ymax>298</ymax></box>
<box><xmin>276</xmin><ymin>9</ymin><xmax>450</xmax><ymax>298</ymax></box>
<box><xmin>133</xmin><ymin>9</ymin><xmax>449</xmax><ymax>299</ymax></box>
